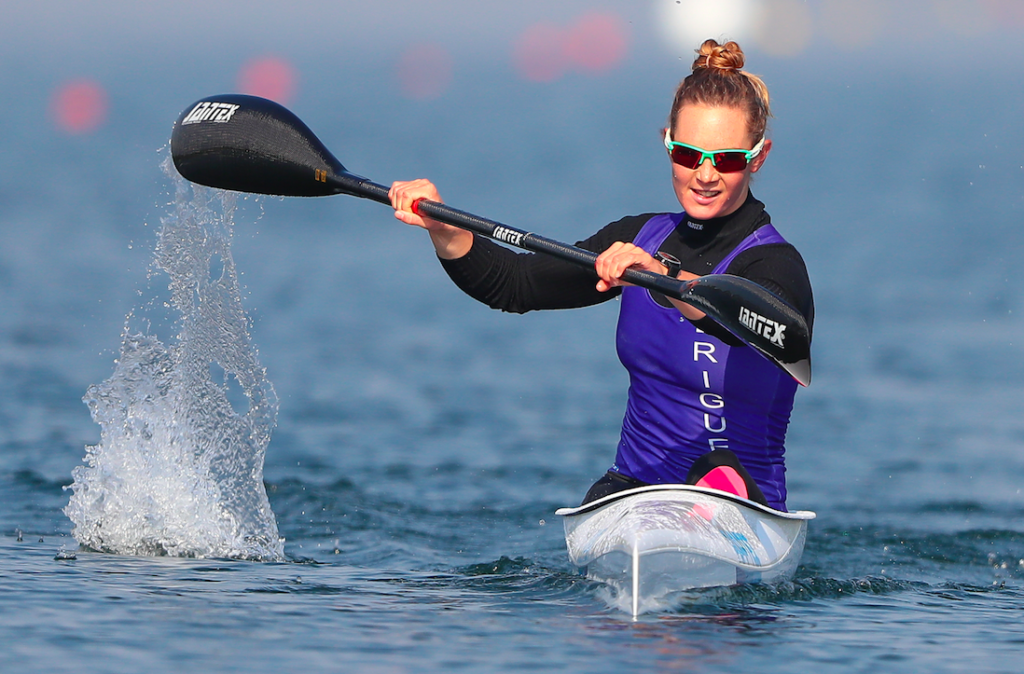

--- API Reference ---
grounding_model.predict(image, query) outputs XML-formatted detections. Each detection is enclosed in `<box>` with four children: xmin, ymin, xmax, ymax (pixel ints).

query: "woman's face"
<box><xmin>669</xmin><ymin>103</ymin><xmax>771</xmax><ymax>220</ymax></box>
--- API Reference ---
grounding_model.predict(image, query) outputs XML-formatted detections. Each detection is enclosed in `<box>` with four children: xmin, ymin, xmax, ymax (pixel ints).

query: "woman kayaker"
<box><xmin>388</xmin><ymin>39</ymin><xmax>813</xmax><ymax>511</ymax></box>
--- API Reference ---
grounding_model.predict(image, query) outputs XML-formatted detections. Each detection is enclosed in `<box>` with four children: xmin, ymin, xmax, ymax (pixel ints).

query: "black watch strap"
<box><xmin>654</xmin><ymin>251</ymin><xmax>682</xmax><ymax>278</ymax></box>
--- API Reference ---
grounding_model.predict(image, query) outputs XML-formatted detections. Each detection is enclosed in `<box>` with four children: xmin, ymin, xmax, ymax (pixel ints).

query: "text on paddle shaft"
<box><xmin>181</xmin><ymin>102</ymin><xmax>241</xmax><ymax>125</ymax></box>
<box><xmin>738</xmin><ymin>307</ymin><xmax>786</xmax><ymax>349</ymax></box>
<box><xmin>492</xmin><ymin>226</ymin><xmax>524</xmax><ymax>247</ymax></box>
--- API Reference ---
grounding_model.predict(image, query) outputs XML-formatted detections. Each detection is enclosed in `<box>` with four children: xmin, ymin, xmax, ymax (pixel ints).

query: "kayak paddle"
<box><xmin>170</xmin><ymin>94</ymin><xmax>811</xmax><ymax>385</ymax></box>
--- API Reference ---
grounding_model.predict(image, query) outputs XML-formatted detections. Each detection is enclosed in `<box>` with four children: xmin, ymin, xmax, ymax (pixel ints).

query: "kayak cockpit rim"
<box><xmin>555</xmin><ymin>484</ymin><xmax>816</xmax><ymax>519</ymax></box>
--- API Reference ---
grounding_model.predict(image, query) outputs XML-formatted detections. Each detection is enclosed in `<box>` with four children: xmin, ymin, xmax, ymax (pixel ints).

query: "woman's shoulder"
<box><xmin>575</xmin><ymin>213</ymin><xmax>673</xmax><ymax>252</ymax></box>
<box><xmin>607</xmin><ymin>212</ymin><xmax>671</xmax><ymax>231</ymax></box>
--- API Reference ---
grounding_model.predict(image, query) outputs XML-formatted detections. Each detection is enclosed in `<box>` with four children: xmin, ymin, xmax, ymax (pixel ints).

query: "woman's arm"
<box><xmin>390</xmin><ymin>178</ymin><xmax>653</xmax><ymax>314</ymax></box>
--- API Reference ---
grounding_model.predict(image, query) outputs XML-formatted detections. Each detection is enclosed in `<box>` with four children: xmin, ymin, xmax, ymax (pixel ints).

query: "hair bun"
<box><xmin>694</xmin><ymin>39</ymin><xmax>745</xmax><ymax>73</ymax></box>
<box><xmin>670</xmin><ymin>38</ymin><xmax>770</xmax><ymax>142</ymax></box>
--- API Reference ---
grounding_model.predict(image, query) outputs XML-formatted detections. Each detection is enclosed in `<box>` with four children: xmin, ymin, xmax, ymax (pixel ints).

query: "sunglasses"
<box><xmin>663</xmin><ymin>129</ymin><xmax>765</xmax><ymax>173</ymax></box>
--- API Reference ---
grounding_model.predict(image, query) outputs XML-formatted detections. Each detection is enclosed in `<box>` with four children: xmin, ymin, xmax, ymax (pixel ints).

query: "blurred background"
<box><xmin>2</xmin><ymin>0</ymin><xmax>1024</xmax><ymax>509</ymax></box>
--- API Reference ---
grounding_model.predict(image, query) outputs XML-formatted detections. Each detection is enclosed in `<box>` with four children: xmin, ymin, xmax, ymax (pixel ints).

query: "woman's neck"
<box><xmin>682</xmin><ymin>191</ymin><xmax>757</xmax><ymax>242</ymax></box>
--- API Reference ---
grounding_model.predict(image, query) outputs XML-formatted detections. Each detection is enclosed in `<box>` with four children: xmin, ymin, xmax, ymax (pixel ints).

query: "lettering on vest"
<box><xmin>697</xmin><ymin>343</ymin><xmax>729</xmax><ymax>451</ymax></box>
<box><xmin>704</xmin><ymin>414</ymin><xmax>726</xmax><ymax>433</ymax></box>
<box><xmin>694</xmin><ymin>342</ymin><xmax>717</xmax><ymax>363</ymax></box>
<box><xmin>699</xmin><ymin>392</ymin><xmax>724</xmax><ymax>409</ymax></box>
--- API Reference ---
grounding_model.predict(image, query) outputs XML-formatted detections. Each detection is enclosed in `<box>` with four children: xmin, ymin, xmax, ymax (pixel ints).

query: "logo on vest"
<box><xmin>738</xmin><ymin>306</ymin><xmax>786</xmax><ymax>348</ymax></box>
<box><xmin>181</xmin><ymin>101</ymin><xmax>241</xmax><ymax>125</ymax></box>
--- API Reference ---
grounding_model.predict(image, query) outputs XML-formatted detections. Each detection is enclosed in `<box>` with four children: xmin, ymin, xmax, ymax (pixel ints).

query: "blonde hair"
<box><xmin>668</xmin><ymin>39</ymin><xmax>772</xmax><ymax>144</ymax></box>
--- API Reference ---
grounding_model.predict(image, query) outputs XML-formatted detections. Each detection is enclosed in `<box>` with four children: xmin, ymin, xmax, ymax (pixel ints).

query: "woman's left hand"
<box><xmin>594</xmin><ymin>242</ymin><xmax>666</xmax><ymax>293</ymax></box>
<box><xmin>594</xmin><ymin>242</ymin><xmax>706</xmax><ymax>320</ymax></box>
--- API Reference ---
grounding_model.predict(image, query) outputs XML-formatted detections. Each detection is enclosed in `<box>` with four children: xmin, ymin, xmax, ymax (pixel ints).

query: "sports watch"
<box><xmin>654</xmin><ymin>251</ymin><xmax>682</xmax><ymax>278</ymax></box>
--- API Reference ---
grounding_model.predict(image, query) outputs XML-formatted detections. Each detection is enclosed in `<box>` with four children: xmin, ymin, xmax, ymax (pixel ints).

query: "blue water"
<box><xmin>3</xmin><ymin>25</ymin><xmax>1024</xmax><ymax>674</ymax></box>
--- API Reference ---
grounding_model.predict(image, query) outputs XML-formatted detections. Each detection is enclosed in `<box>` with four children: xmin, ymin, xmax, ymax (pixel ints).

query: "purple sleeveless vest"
<box><xmin>612</xmin><ymin>213</ymin><xmax>797</xmax><ymax>510</ymax></box>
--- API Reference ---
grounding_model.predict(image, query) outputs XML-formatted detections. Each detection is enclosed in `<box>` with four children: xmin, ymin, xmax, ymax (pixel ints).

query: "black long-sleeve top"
<box><xmin>439</xmin><ymin>193</ymin><xmax>813</xmax><ymax>345</ymax></box>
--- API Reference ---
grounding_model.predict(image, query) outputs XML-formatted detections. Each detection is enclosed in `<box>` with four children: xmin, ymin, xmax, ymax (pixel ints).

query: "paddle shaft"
<box><xmin>343</xmin><ymin>173</ymin><xmax>810</xmax><ymax>385</ymax></box>
<box><xmin>329</xmin><ymin>172</ymin><xmax>691</xmax><ymax>301</ymax></box>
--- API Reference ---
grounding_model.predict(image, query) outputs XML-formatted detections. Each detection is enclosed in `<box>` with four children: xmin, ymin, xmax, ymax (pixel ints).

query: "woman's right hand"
<box><xmin>389</xmin><ymin>179</ymin><xmax>473</xmax><ymax>259</ymax></box>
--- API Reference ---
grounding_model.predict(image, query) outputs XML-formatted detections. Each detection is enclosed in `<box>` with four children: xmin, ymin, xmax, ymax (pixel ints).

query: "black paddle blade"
<box><xmin>683</xmin><ymin>275</ymin><xmax>812</xmax><ymax>386</ymax></box>
<box><xmin>171</xmin><ymin>94</ymin><xmax>348</xmax><ymax>197</ymax></box>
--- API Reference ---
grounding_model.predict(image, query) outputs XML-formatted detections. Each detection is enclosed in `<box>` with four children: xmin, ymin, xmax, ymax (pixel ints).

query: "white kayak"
<box><xmin>555</xmin><ymin>485</ymin><xmax>815</xmax><ymax>616</ymax></box>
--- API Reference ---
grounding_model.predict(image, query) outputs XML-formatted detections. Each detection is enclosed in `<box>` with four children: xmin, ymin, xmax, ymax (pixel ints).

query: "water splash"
<box><xmin>64</xmin><ymin>157</ymin><xmax>283</xmax><ymax>560</ymax></box>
